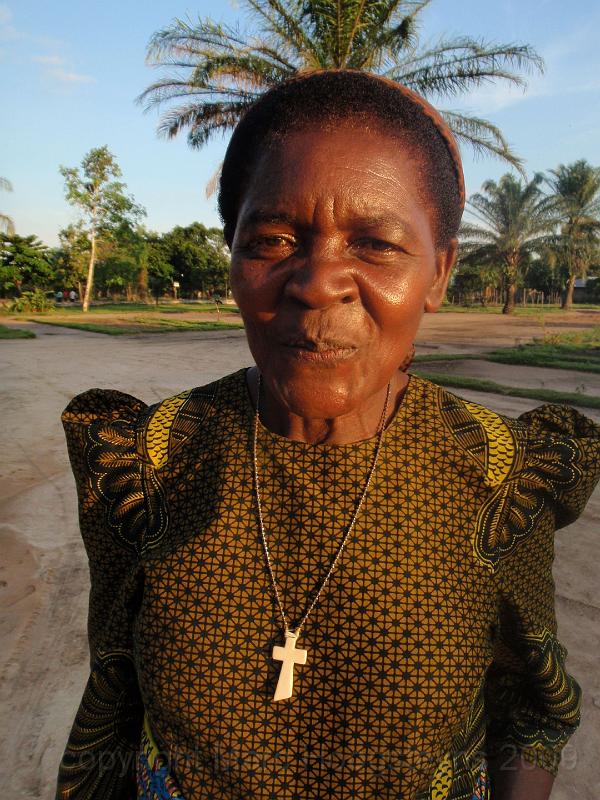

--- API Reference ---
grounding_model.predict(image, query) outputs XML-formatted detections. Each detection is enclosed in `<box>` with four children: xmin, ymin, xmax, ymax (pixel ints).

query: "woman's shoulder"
<box><xmin>62</xmin><ymin>387</ymin><xmax>147</xmax><ymax>429</ymax></box>
<box><xmin>411</xmin><ymin>375</ymin><xmax>600</xmax><ymax>565</ymax></box>
<box><xmin>61</xmin><ymin>371</ymin><xmax>248</xmax><ymax>555</ymax></box>
<box><xmin>62</xmin><ymin>368</ymin><xmax>248</xmax><ymax>468</ymax></box>
<box><xmin>411</xmin><ymin>374</ymin><xmax>600</xmax><ymax>481</ymax></box>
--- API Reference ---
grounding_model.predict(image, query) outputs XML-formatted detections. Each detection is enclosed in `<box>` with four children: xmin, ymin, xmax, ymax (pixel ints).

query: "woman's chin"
<box><xmin>266</xmin><ymin>368</ymin><xmax>369</xmax><ymax>421</ymax></box>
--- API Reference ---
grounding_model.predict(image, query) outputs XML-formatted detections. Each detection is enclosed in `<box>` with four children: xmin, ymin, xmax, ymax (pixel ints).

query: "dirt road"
<box><xmin>1</xmin><ymin>312</ymin><xmax>598</xmax><ymax>798</ymax></box>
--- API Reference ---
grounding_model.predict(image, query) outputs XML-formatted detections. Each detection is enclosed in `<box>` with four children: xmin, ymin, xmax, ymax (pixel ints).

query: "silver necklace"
<box><xmin>252</xmin><ymin>374</ymin><xmax>391</xmax><ymax>701</ymax></box>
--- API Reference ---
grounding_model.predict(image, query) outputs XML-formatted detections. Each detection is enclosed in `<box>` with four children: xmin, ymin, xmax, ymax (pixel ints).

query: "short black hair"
<box><xmin>218</xmin><ymin>70</ymin><xmax>463</xmax><ymax>249</ymax></box>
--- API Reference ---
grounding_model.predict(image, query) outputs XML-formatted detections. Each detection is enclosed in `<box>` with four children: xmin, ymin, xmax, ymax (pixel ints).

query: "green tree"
<box><xmin>450</xmin><ymin>262</ymin><xmax>500</xmax><ymax>306</ymax></box>
<box><xmin>54</xmin><ymin>225</ymin><xmax>91</xmax><ymax>297</ymax></box>
<box><xmin>139</xmin><ymin>0</ymin><xmax>543</xmax><ymax>170</ymax></box>
<box><xmin>545</xmin><ymin>160</ymin><xmax>600</xmax><ymax>309</ymax></box>
<box><xmin>95</xmin><ymin>253</ymin><xmax>139</xmax><ymax>299</ymax></box>
<box><xmin>204</xmin><ymin>227</ymin><xmax>230</xmax><ymax>298</ymax></box>
<box><xmin>146</xmin><ymin>236</ymin><xmax>175</xmax><ymax>303</ymax></box>
<box><xmin>161</xmin><ymin>223</ymin><xmax>230</xmax><ymax>297</ymax></box>
<box><xmin>524</xmin><ymin>250</ymin><xmax>565</xmax><ymax>300</ymax></box>
<box><xmin>60</xmin><ymin>146</ymin><xmax>145</xmax><ymax>311</ymax></box>
<box><xmin>0</xmin><ymin>233</ymin><xmax>54</xmax><ymax>295</ymax></box>
<box><xmin>1</xmin><ymin>177</ymin><xmax>14</xmax><ymax>235</ymax></box>
<box><xmin>460</xmin><ymin>173</ymin><xmax>556</xmax><ymax>314</ymax></box>
<box><xmin>107</xmin><ymin>222</ymin><xmax>153</xmax><ymax>301</ymax></box>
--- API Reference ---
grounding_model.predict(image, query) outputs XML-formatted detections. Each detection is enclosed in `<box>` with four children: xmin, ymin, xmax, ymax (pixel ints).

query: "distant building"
<box><xmin>573</xmin><ymin>277</ymin><xmax>598</xmax><ymax>303</ymax></box>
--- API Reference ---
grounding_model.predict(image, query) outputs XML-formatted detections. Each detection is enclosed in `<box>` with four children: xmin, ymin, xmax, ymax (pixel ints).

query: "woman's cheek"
<box><xmin>364</xmin><ymin>268</ymin><xmax>428</xmax><ymax>323</ymax></box>
<box><xmin>231</xmin><ymin>263</ymin><xmax>265</xmax><ymax>310</ymax></box>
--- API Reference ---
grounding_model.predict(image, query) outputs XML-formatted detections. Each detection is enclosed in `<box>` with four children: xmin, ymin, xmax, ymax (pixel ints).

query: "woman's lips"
<box><xmin>281</xmin><ymin>338</ymin><xmax>358</xmax><ymax>363</ymax></box>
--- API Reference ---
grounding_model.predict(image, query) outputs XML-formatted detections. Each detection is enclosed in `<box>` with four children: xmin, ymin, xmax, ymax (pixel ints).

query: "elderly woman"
<box><xmin>56</xmin><ymin>71</ymin><xmax>599</xmax><ymax>800</ymax></box>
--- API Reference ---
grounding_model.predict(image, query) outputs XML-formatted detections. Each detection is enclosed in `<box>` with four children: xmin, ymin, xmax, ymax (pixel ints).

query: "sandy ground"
<box><xmin>1</xmin><ymin>311</ymin><xmax>599</xmax><ymax>798</ymax></box>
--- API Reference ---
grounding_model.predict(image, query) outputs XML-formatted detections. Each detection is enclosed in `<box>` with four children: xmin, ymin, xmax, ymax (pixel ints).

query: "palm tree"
<box><xmin>459</xmin><ymin>174</ymin><xmax>556</xmax><ymax>314</ymax></box>
<box><xmin>544</xmin><ymin>160</ymin><xmax>600</xmax><ymax>310</ymax></box>
<box><xmin>0</xmin><ymin>177</ymin><xmax>14</xmax><ymax>235</ymax></box>
<box><xmin>139</xmin><ymin>0</ymin><xmax>543</xmax><ymax>171</ymax></box>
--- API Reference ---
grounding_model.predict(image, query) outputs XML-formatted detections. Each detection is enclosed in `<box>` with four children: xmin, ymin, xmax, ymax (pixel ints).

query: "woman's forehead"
<box><xmin>238</xmin><ymin>126</ymin><xmax>431</xmax><ymax>227</ymax></box>
<box><xmin>262</xmin><ymin>121</ymin><xmax>426</xmax><ymax>168</ymax></box>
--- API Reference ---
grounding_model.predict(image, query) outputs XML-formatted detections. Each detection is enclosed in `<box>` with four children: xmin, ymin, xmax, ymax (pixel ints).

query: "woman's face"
<box><xmin>230</xmin><ymin>124</ymin><xmax>457</xmax><ymax>420</ymax></box>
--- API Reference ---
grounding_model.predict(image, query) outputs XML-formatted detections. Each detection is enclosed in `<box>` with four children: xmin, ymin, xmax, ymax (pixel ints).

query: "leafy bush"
<box><xmin>9</xmin><ymin>289</ymin><xmax>55</xmax><ymax>313</ymax></box>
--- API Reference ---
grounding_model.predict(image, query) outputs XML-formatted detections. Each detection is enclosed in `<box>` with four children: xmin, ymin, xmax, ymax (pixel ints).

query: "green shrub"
<box><xmin>9</xmin><ymin>290</ymin><xmax>55</xmax><ymax>313</ymax></box>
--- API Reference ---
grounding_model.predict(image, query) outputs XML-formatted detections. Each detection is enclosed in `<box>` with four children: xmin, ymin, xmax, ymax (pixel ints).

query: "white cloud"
<box><xmin>457</xmin><ymin>82</ymin><xmax>532</xmax><ymax>114</ymax></box>
<box><xmin>50</xmin><ymin>67</ymin><xmax>95</xmax><ymax>84</ymax></box>
<box><xmin>1</xmin><ymin>5</ymin><xmax>87</xmax><ymax>80</ymax></box>
<box><xmin>0</xmin><ymin>3</ymin><xmax>19</xmax><ymax>41</ymax></box>
<box><xmin>33</xmin><ymin>54</ymin><xmax>65</xmax><ymax>65</ymax></box>
<box><xmin>446</xmin><ymin>20</ymin><xmax>600</xmax><ymax>117</ymax></box>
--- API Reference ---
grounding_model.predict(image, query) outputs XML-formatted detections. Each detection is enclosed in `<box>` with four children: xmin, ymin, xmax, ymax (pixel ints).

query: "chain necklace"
<box><xmin>252</xmin><ymin>374</ymin><xmax>391</xmax><ymax>701</ymax></box>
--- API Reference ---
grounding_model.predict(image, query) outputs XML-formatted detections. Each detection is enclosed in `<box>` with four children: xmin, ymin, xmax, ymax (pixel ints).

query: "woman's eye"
<box><xmin>245</xmin><ymin>235</ymin><xmax>297</xmax><ymax>256</ymax></box>
<box><xmin>352</xmin><ymin>237</ymin><xmax>398</xmax><ymax>254</ymax></box>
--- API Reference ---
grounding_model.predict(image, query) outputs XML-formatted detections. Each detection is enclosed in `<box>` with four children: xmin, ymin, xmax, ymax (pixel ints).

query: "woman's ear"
<box><xmin>424</xmin><ymin>238</ymin><xmax>458</xmax><ymax>313</ymax></box>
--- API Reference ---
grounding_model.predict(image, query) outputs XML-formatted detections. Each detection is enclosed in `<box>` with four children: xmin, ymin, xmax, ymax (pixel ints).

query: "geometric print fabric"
<box><xmin>56</xmin><ymin>369</ymin><xmax>600</xmax><ymax>800</ymax></box>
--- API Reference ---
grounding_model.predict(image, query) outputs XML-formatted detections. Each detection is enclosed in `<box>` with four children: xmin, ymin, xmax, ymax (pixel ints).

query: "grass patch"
<box><xmin>486</xmin><ymin>348</ymin><xmax>600</xmax><ymax>373</ymax></box>
<box><xmin>34</xmin><ymin>319</ymin><xmax>243</xmax><ymax>335</ymax></box>
<box><xmin>439</xmin><ymin>303</ymin><xmax>600</xmax><ymax>314</ymax></box>
<box><xmin>413</xmin><ymin>370</ymin><xmax>600</xmax><ymax>410</ymax></box>
<box><xmin>484</xmin><ymin>328</ymin><xmax>600</xmax><ymax>374</ymax></box>
<box><xmin>54</xmin><ymin>302</ymin><xmax>239</xmax><ymax>315</ymax></box>
<box><xmin>35</xmin><ymin>321</ymin><xmax>145</xmax><ymax>335</ymax></box>
<box><xmin>0</xmin><ymin>323</ymin><xmax>35</xmax><ymax>339</ymax></box>
<box><xmin>414</xmin><ymin>329</ymin><xmax>600</xmax><ymax>373</ymax></box>
<box><xmin>132</xmin><ymin>317</ymin><xmax>243</xmax><ymax>331</ymax></box>
<box><xmin>413</xmin><ymin>353</ymin><xmax>478</xmax><ymax>364</ymax></box>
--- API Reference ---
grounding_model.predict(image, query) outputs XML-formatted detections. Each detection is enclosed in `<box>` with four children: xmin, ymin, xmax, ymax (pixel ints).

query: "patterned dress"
<box><xmin>55</xmin><ymin>370</ymin><xmax>600</xmax><ymax>800</ymax></box>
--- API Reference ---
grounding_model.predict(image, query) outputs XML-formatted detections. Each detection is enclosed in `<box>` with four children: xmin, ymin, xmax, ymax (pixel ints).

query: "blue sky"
<box><xmin>2</xmin><ymin>0</ymin><xmax>600</xmax><ymax>246</ymax></box>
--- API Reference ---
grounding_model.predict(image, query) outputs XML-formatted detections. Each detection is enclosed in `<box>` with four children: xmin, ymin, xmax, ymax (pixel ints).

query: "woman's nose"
<box><xmin>283</xmin><ymin>241</ymin><xmax>359</xmax><ymax>309</ymax></box>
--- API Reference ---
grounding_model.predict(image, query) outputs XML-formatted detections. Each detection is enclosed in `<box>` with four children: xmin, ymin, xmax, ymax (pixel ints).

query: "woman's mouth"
<box><xmin>282</xmin><ymin>338</ymin><xmax>358</xmax><ymax>364</ymax></box>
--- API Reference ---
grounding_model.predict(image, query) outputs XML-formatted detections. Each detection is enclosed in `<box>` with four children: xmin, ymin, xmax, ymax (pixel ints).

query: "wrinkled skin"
<box><xmin>230</xmin><ymin>124</ymin><xmax>458</xmax><ymax>444</ymax></box>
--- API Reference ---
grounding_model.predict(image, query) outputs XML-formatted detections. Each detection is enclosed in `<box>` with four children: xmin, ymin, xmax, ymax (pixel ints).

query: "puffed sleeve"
<box><xmin>55</xmin><ymin>389</ymin><xmax>148</xmax><ymax>800</ymax></box>
<box><xmin>484</xmin><ymin>405</ymin><xmax>600</xmax><ymax>775</ymax></box>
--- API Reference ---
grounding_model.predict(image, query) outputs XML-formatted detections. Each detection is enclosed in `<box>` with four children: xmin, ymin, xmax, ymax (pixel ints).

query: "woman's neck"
<box><xmin>247</xmin><ymin>367</ymin><xmax>409</xmax><ymax>445</ymax></box>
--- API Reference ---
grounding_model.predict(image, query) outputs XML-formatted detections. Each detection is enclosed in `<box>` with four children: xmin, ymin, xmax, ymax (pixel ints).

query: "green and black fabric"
<box><xmin>56</xmin><ymin>370</ymin><xmax>600</xmax><ymax>800</ymax></box>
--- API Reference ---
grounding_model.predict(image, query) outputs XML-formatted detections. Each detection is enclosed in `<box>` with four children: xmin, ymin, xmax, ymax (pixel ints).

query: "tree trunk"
<box><xmin>502</xmin><ymin>281</ymin><xmax>517</xmax><ymax>314</ymax></box>
<box><xmin>137</xmin><ymin>264</ymin><xmax>148</xmax><ymax>302</ymax></box>
<box><xmin>82</xmin><ymin>233</ymin><xmax>96</xmax><ymax>312</ymax></box>
<box><xmin>561</xmin><ymin>274</ymin><xmax>576</xmax><ymax>310</ymax></box>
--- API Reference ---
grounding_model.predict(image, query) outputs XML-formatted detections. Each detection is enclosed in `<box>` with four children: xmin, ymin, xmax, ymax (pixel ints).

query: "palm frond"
<box><xmin>156</xmin><ymin>100</ymin><xmax>254</xmax><ymax>147</ymax></box>
<box><xmin>348</xmin><ymin>1</ymin><xmax>420</xmax><ymax>69</ymax></box>
<box><xmin>545</xmin><ymin>160</ymin><xmax>600</xmax><ymax>224</ymax></box>
<box><xmin>205</xmin><ymin>161</ymin><xmax>224</xmax><ymax>199</ymax></box>
<box><xmin>139</xmin><ymin>77</ymin><xmax>259</xmax><ymax>110</ymax></box>
<box><xmin>0</xmin><ymin>213</ymin><xmax>15</xmax><ymax>235</ymax></box>
<box><xmin>440</xmin><ymin>111</ymin><xmax>525</xmax><ymax>175</ymax></box>
<box><xmin>458</xmin><ymin>241</ymin><xmax>503</xmax><ymax>266</ymax></box>
<box><xmin>139</xmin><ymin>0</ymin><xmax>543</xmax><ymax>166</ymax></box>
<box><xmin>246</xmin><ymin>0</ymin><xmax>321</xmax><ymax>64</ymax></box>
<box><xmin>459</xmin><ymin>173</ymin><xmax>557</xmax><ymax>280</ymax></box>
<box><xmin>387</xmin><ymin>39</ymin><xmax>542</xmax><ymax>98</ymax></box>
<box><xmin>190</xmin><ymin>53</ymin><xmax>292</xmax><ymax>91</ymax></box>
<box><xmin>146</xmin><ymin>19</ymin><xmax>250</xmax><ymax>63</ymax></box>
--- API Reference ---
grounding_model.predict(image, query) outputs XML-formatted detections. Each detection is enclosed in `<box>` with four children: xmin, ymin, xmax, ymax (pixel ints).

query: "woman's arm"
<box><xmin>484</xmin><ymin>405</ymin><xmax>600</xmax><ymax>799</ymax></box>
<box><xmin>56</xmin><ymin>390</ymin><xmax>146</xmax><ymax>798</ymax></box>
<box><xmin>488</xmin><ymin>752</ymin><xmax>554</xmax><ymax>800</ymax></box>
